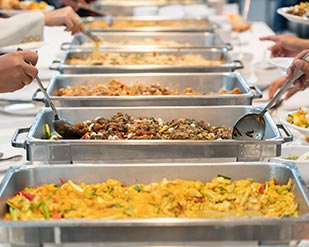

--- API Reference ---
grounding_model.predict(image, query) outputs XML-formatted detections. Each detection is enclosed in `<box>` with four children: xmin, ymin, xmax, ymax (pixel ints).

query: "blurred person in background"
<box><xmin>0</xmin><ymin>6</ymin><xmax>85</xmax><ymax>93</ymax></box>
<box><xmin>272</xmin><ymin>0</ymin><xmax>302</xmax><ymax>34</ymax></box>
<box><xmin>0</xmin><ymin>6</ymin><xmax>85</xmax><ymax>47</ymax></box>
<box><xmin>260</xmin><ymin>35</ymin><xmax>309</xmax><ymax>99</ymax></box>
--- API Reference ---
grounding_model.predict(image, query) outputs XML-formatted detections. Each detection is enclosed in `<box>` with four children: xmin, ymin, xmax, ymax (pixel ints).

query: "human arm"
<box><xmin>259</xmin><ymin>35</ymin><xmax>309</xmax><ymax>58</ymax></box>
<box><xmin>0</xmin><ymin>6</ymin><xmax>85</xmax><ymax>47</ymax></box>
<box><xmin>286</xmin><ymin>49</ymin><xmax>309</xmax><ymax>91</ymax></box>
<box><xmin>268</xmin><ymin>50</ymin><xmax>309</xmax><ymax>100</ymax></box>
<box><xmin>0</xmin><ymin>50</ymin><xmax>38</xmax><ymax>93</ymax></box>
<box><xmin>0</xmin><ymin>12</ymin><xmax>44</xmax><ymax>47</ymax></box>
<box><xmin>43</xmin><ymin>6</ymin><xmax>85</xmax><ymax>34</ymax></box>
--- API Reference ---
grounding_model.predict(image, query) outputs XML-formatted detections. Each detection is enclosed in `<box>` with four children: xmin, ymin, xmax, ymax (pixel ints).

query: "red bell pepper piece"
<box><xmin>194</xmin><ymin>197</ymin><xmax>205</xmax><ymax>203</ymax></box>
<box><xmin>19</xmin><ymin>190</ymin><xmax>36</xmax><ymax>201</ymax></box>
<box><xmin>259</xmin><ymin>184</ymin><xmax>266</xmax><ymax>194</ymax></box>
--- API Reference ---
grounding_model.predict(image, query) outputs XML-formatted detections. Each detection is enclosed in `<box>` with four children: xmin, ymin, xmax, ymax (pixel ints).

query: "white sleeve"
<box><xmin>0</xmin><ymin>12</ymin><xmax>45</xmax><ymax>48</ymax></box>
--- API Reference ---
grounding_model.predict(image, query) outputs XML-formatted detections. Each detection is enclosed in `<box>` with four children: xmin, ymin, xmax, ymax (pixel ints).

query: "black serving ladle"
<box><xmin>232</xmin><ymin>53</ymin><xmax>309</xmax><ymax>140</ymax></box>
<box><xmin>35</xmin><ymin>75</ymin><xmax>83</xmax><ymax>139</ymax></box>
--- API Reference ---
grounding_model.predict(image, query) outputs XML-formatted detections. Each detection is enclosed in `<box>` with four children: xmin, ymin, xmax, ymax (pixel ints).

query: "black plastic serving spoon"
<box><xmin>35</xmin><ymin>75</ymin><xmax>83</xmax><ymax>139</ymax></box>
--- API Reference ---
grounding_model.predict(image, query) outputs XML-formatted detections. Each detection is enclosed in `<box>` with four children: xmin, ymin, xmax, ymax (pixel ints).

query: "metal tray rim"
<box><xmin>0</xmin><ymin>162</ymin><xmax>308</xmax><ymax>226</ymax></box>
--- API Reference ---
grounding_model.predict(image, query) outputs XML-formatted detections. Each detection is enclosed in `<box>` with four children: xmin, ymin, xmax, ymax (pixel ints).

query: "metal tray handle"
<box><xmin>49</xmin><ymin>59</ymin><xmax>61</xmax><ymax>71</ymax></box>
<box><xmin>11</xmin><ymin>127</ymin><xmax>30</xmax><ymax>148</ymax></box>
<box><xmin>277</xmin><ymin>123</ymin><xmax>293</xmax><ymax>143</ymax></box>
<box><xmin>232</xmin><ymin>60</ymin><xmax>244</xmax><ymax>70</ymax></box>
<box><xmin>60</xmin><ymin>42</ymin><xmax>71</xmax><ymax>50</ymax></box>
<box><xmin>249</xmin><ymin>85</ymin><xmax>263</xmax><ymax>99</ymax></box>
<box><xmin>32</xmin><ymin>88</ymin><xmax>45</xmax><ymax>103</ymax></box>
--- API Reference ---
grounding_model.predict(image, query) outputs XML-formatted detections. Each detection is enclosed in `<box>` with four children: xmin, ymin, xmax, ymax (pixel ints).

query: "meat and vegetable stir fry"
<box><xmin>65</xmin><ymin>52</ymin><xmax>223</xmax><ymax>66</ymax></box>
<box><xmin>4</xmin><ymin>176</ymin><xmax>298</xmax><ymax>220</ymax></box>
<box><xmin>54</xmin><ymin>79</ymin><xmax>242</xmax><ymax>96</ymax></box>
<box><xmin>72</xmin><ymin>113</ymin><xmax>232</xmax><ymax>140</ymax></box>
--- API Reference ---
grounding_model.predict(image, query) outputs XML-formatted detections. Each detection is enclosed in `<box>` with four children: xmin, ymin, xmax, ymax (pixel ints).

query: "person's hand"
<box><xmin>268</xmin><ymin>50</ymin><xmax>309</xmax><ymax>100</ymax></box>
<box><xmin>268</xmin><ymin>76</ymin><xmax>299</xmax><ymax>100</ymax></box>
<box><xmin>0</xmin><ymin>50</ymin><xmax>38</xmax><ymax>93</ymax></box>
<box><xmin>259</xmin><ymin>34</ymin><xmax>309</xmax><ymax>58</ymax></box>
<box><xmin>43</xmin><ymin>6</ymin><xmax>85</xmax><ymax>35</ymax></box>
<box><xmin>287</xmin><ymin>49</ymin><xmax>309</xmax><ymax>91</ymax></box>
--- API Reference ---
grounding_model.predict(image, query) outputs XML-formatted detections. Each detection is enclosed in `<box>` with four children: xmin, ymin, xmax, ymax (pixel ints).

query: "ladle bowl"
<box><xmin>35</xmin><ymin>75</ymin><xmax>83</xmax><ymax>139</ymax></box>
<box><xmin>232</xmin><ymin>53</ymin><xmax>309</xmax><ymax>140</ymax></box>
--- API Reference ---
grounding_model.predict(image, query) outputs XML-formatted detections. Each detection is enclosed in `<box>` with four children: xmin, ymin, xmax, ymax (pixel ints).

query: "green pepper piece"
<box><xmin>9</xmin><ymin>207</ymin><xmax>17</xmax><ymax>221</ymax></box>
<box><xmin>41</xmin><ymin>124</ymin><xmax>52</xmax><ymax>139</ymax></box>
<box><xmin>217</xmin><ymin>174</ymin><xmax>231</xmax><ymax>180</ymax></box>
<box><xmin>41</xmin><ymin>200</ymin><xmax>50</xmax><ymax>219</ymax></box>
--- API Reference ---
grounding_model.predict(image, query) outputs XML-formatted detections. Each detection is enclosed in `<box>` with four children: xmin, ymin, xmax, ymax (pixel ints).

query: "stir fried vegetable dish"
<box><xmin>286</xmin><ymin>108</ymin><xmax>309</xmax><ymax>129</ymax></box>
<box><xmin>4</xmin><ymin>176</ymin><xmax>298</xmax><ymax>220</ymax></box>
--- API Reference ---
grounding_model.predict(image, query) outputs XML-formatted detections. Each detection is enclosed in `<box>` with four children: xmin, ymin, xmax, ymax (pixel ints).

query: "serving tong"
<box><xmin>77</xmin><ymin>3</ymin><xmax>113</xmax><ymax>26</ymax></box>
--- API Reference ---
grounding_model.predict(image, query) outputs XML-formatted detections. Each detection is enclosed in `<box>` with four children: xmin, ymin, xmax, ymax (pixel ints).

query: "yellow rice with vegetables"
<box><xmin>286</xmin><ymin>107</ymin><xmax>309</xmax><ymax>129</ymax></box>
<box><xmin>4</xmin><ymin>176</ymin><xmax>297</xmax><ymax>220</ymax></box>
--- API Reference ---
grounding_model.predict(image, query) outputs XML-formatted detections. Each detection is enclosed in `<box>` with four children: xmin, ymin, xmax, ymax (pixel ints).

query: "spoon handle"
<box><xmin>262</xmin><ymin>53</ymin><xmax>309</xmax><ymax>114</ymax></box>
<box><xmin>35</xmin><ymin>75</ymin><xmax>59</xmax><ymax>120</ymax></box>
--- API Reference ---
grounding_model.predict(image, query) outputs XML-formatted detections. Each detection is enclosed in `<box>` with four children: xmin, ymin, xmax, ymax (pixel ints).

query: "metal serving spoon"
<box><xmin>85</xmin><ymin>30</ymin><xmax>101</xmax><ymax>43</ymax></box>
<box><xmin>35</xmin><ymin>75</ymin><xmax>83</xmax><ymax>139</ymax></box>
<box><xmin>232</xmin><ymin>53</ymin><xmax>309</xmax><ymax>140</ymax></box>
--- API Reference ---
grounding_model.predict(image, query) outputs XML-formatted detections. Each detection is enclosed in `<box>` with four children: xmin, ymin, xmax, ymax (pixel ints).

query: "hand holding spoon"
<box><xmin>232</xmin><ymin>53</ymin><xmax>309</xmax><ymax>140</ymax></box>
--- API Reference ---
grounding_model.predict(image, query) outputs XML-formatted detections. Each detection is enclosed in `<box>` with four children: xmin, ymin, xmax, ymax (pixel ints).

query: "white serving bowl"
<box><xmin>269</xmin><ymin>57</ymin><xmax>294</xmax><ymax>75</ymax></box>
<box><xmin>280</xmin><ymin>109</ymin><xmax>309</xmax><ymax>137</ymax></box>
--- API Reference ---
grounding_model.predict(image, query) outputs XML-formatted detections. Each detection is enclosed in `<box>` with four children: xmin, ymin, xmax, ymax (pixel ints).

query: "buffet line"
<box><xmin>1</xmin><ymin>4</ymin><xmax>309</xmax><ymax>246</ymax></box>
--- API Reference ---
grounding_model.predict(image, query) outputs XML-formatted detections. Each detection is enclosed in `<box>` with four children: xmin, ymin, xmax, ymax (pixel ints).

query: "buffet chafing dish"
<box><xmin>61</xmin><ymin>31</ymin><xmax>232</xmax><ymax>50</ymax></box>
<box><xmin>50</xmin><ymin>48</ymin><xmax>243</xmax><ymax>74</ymax></box>
<box><xmin>0</xmin><ymin>162</ymin><xmax>308</xmax><ymax>246</ymax></box>
<box><xmin>32</xmin><ymin>72</ymin><xmax>261</xmax><ymax>107</ymax></box>
<box><xmin>84</xmin><ymin>16</ymin><xmax>214</xmax><ymax>32</ymax></box>
<box><xmin>12</xmin><ymin>106</ymin><xmax>292</xmax><ymax>163</ymax></box>
<box><xmin>90</xmin><ymin>0</ymin><xmax>207</xmax><ymax>16</ymax></box>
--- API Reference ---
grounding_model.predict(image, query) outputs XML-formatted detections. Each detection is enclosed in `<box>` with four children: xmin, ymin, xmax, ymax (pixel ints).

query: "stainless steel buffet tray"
<box><xmin>32</xmin><ymin>72</ymin><xmax>261</xmax><ymax>107</ymax></box>
<box><xmin>50</xmin><ymin>48</ymin><xmax>243</xmax><ymax>74</ymax></box>
<box><xmin>12</xmin><ymin>106</ymin><xmax>292</xmax><ymax>163</ymax></box>
<box><xmin>84</xmin><ymin>16</ymin><xmax>214</xmax><ymax>32</ymax></box>
<box><xmin>90</xmin><ymin>0</ymin><xmax>207</xmax><ymax>16</ymax></box>
<box><xmin>61</xmin><ymin>31</ymin><xmax>232</xmax><ymax>50</ymax></box>
<box><xmin>0</xmin><ymin>162</ymin><xmax>308</xmax><ymax>246</ymax></box>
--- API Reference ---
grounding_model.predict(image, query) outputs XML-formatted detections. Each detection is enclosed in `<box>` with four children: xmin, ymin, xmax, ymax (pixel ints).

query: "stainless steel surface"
<box><xmin>232</xmin><ymin>53</ymin><xmax>309</xmax><ymax>141</ymax></box>
<box><xmin>12</xmin><ymin>106</ymin><xmax>290</xmax><ymax>162</ymax></box>
<box><xmin>50</xmin><ymin>48</ymin><xmax>243</xmax><ymax>74</ymax></box>
<box><xmin>62</xmin><ymin>32</ymin><xmax>232</xmax><ymax>50</ymax></box>
<box><xmin>0</xmin><ymin>162</ymin><xmax>308</xmax><ymax>245</ymax></box>
<box><xmin>84</xmin><ymin>16</ymin><xmax>214</xmax><ymax>32</ymax></box>
<box><xmin>34</xmin><ymin>72</ymin><xmax>83</xmax><ymax>139</ymax></box>
<box><xmin>33</xmin><ymin>72</ymin><xmax>261</xmax><ymax>107</ymax></box>
<box><xmin>85</xmin><ymin>30</ymin><xmax>101</xmax><ymax>43</ymax></box>
<box><xmin>91</xmin><ymin>0</ymin><xmax>207</xmax><ymax>16</ymax></box>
